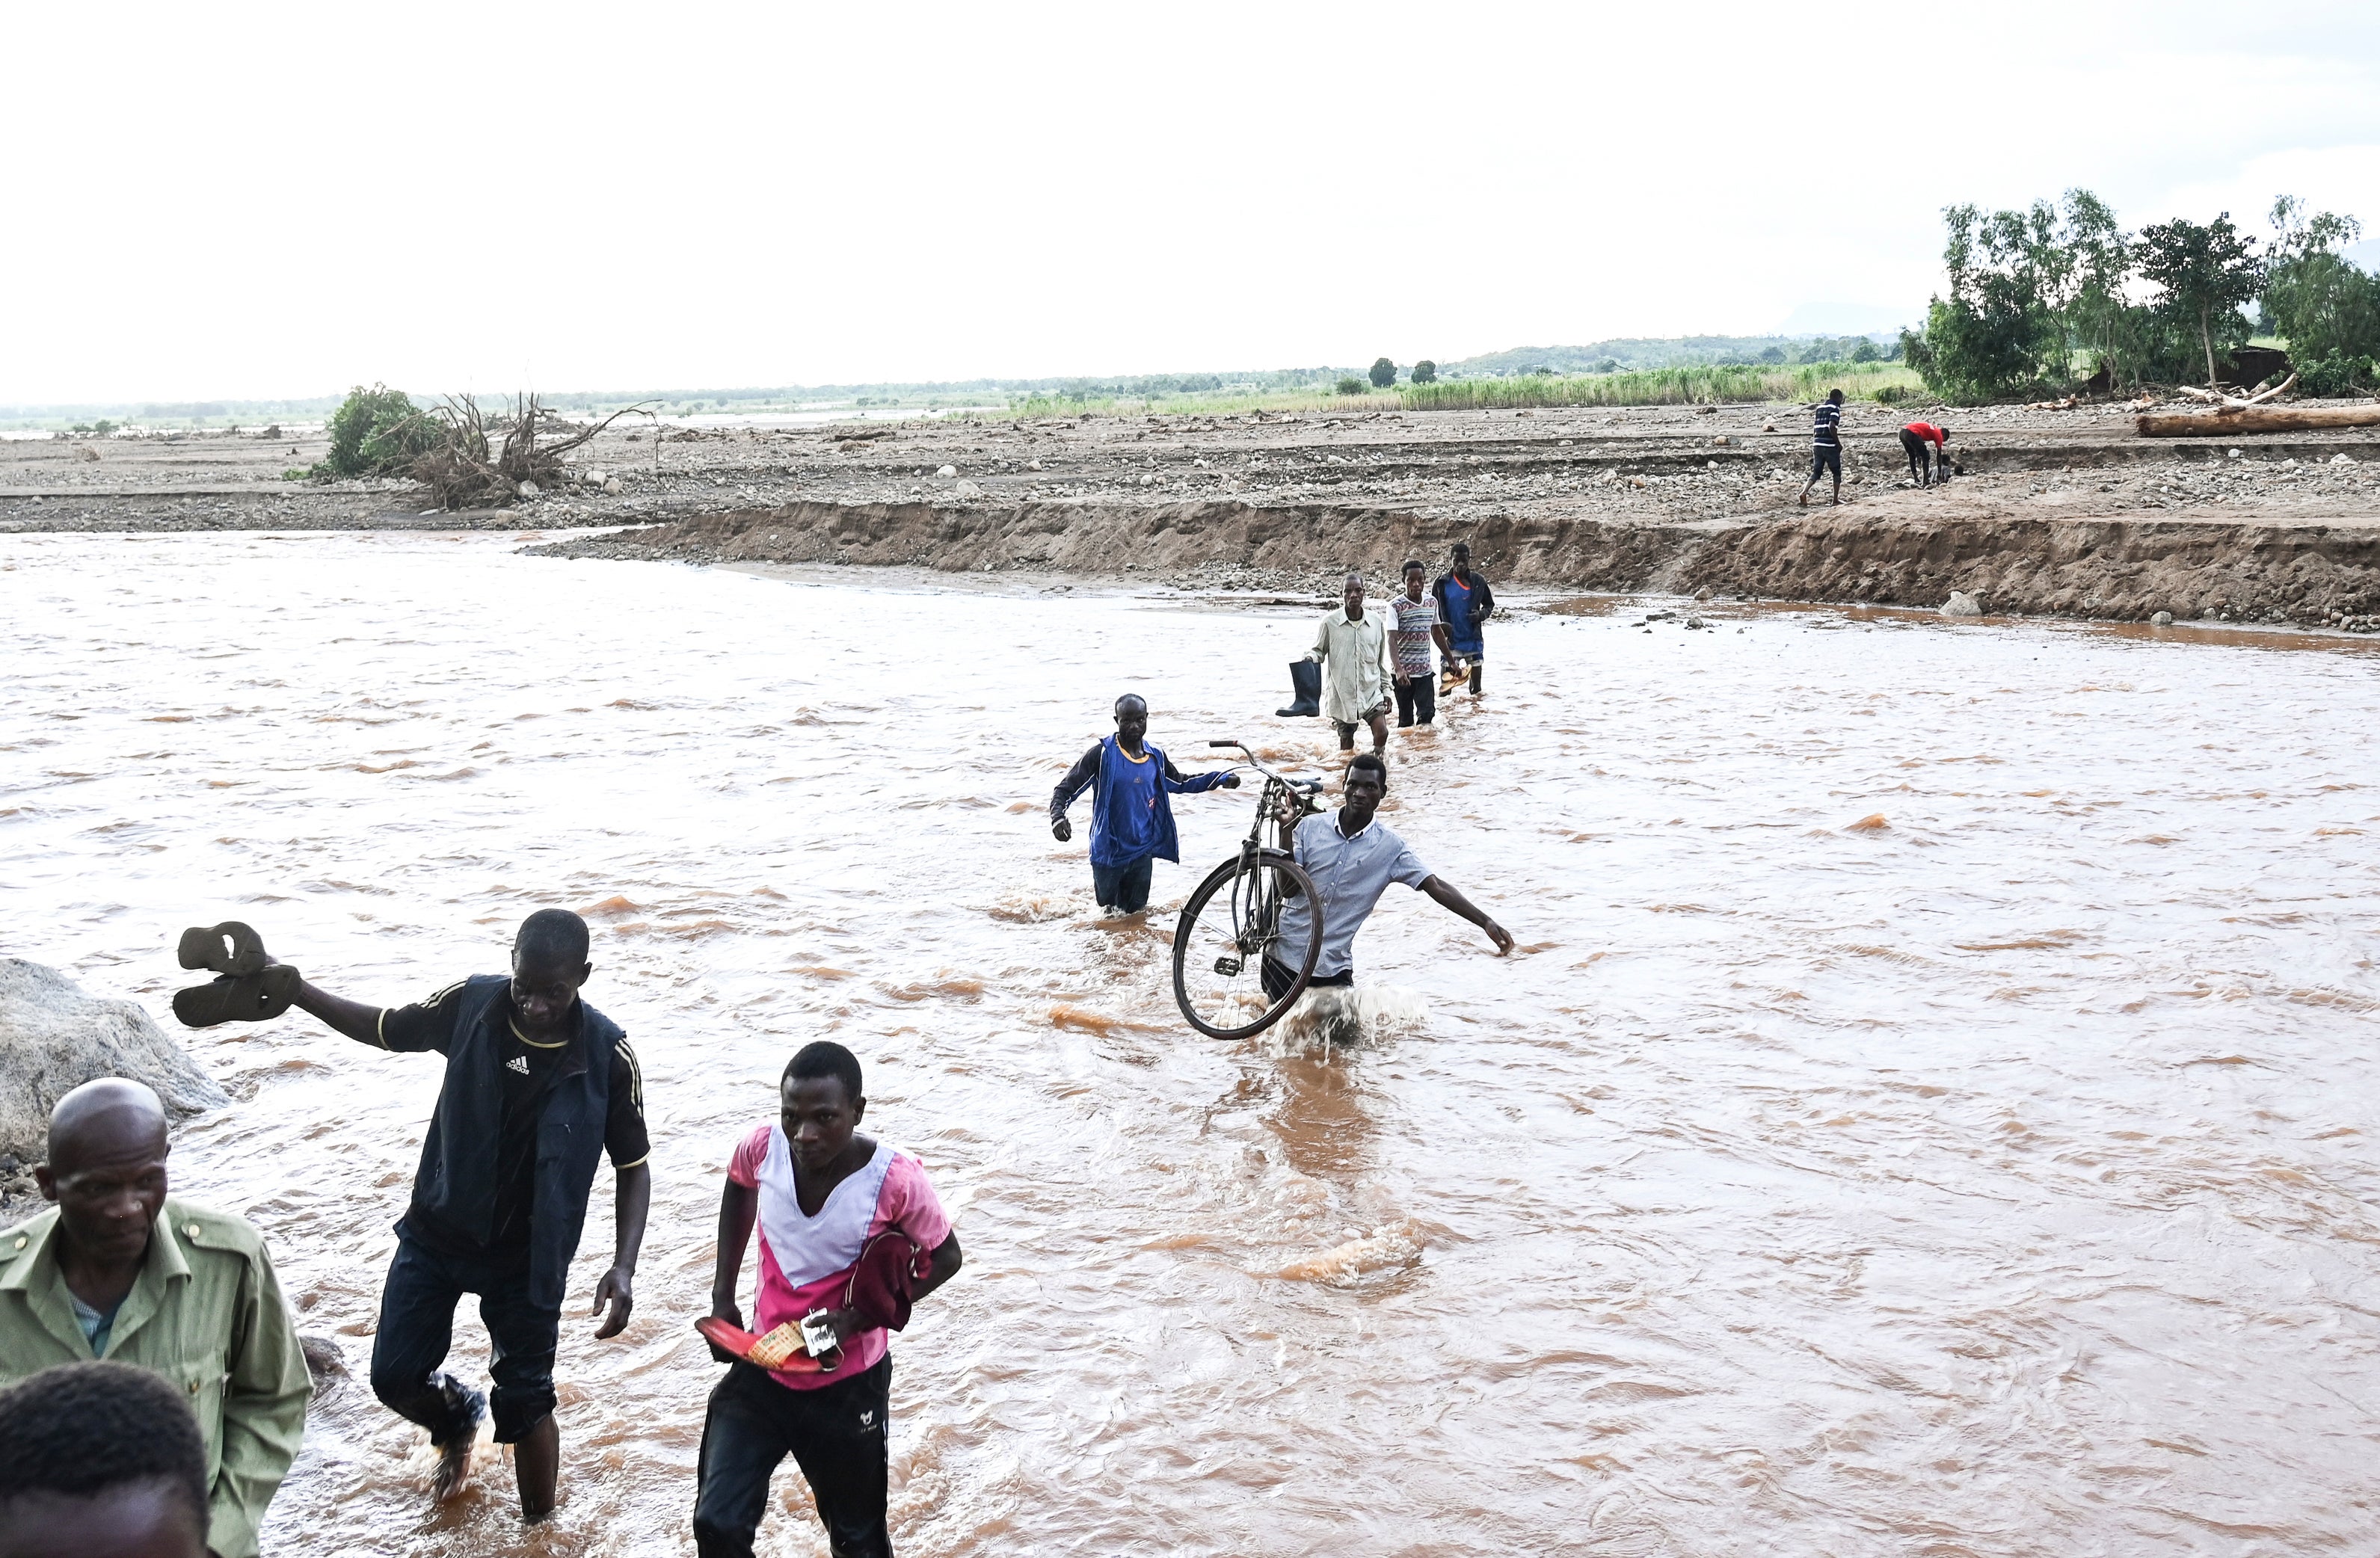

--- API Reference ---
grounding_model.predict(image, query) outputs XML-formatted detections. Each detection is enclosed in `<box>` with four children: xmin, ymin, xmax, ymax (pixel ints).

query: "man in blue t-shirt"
<box><xmin>1431</xmin><ymin>543</ymin><xmax>1495</xmax><ymax>698</ymax></box>
<box><xmin>1050</xmin><ymin>694</ymin><xmax>1241</xmax><ymax>915</ymax></box>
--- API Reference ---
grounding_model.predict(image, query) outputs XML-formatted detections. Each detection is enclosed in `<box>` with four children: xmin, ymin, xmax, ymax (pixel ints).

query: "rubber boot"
<box><xmin>1276</xmin><ymin>659</ymin><xmax>1321</xmax><ymax>718</ymax></box>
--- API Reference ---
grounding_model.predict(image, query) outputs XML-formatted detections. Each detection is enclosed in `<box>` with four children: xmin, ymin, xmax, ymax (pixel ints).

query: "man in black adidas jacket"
<box><xmin>280</xmin><ymin>908</ymin><xmax>650</xmax><ymax>1526</ymax></box>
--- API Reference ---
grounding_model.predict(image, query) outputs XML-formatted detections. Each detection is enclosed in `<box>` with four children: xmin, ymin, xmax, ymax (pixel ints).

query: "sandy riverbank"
<box><xmin>8</xmin><ymin>403</ymin><xmax>2380</xmax><ymax>624</ymax></box>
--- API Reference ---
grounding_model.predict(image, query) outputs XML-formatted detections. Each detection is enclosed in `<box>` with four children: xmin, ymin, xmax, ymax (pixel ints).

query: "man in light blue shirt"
<box><xmin>1264</xmin><ymin>753</ymin><xmax>1512</xmax><ymax>999</ymax></box>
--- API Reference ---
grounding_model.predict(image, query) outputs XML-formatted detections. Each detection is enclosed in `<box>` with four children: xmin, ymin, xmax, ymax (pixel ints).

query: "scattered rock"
<box><xmin>603</xmin><ymin>478</ymin><xmax>624</xmax><ymax>496</ymax></box>
<box><xmin>1761</xmin><ymin>419</ymin><xmax>1777</xmax><ymax>433</ymax></box>
<box><xmin>1941</xmin><ymin>591</ymin><xmax>1983</xmax><ymax>618</ymax></box>
<box><xmin>298</xmin><ymin>1334</ymin><xmax>347</xmax><ymax>1400</ymax></box>
<box><xmin>0</xmin><ymin>958</ymin><xmax>227</xmax><ymax>1168</ymax></box>
<box><xmin>73</xmin><ymin>446</ymin><xmax>99</xmax><ymax>463</ymax></box>
<box><xmin>2333</xmin><ymin>453</ymin><xmax>2357</xmax><ymax>464</ymax></box>
<box><xmin>936</xmin><ymin>464</ymin><xmax>958</xmax><ymax>478</ymax></box>
<box><xmin>1712</xmin><ymin>435</ymin><xmax>1730</xmax><ymax>446</ymax></box>
<box><xmin>954</xmin><ymin>479</ymin><xmax>983</xmax><ymax>499</ymax></box>
<box><xmin>2150</xmin><ymin>610</ymin><xmax>2174</xmax><ymax>626</ymax></box>
<box><xmin>1140</xmin><ymin>473</ymin><xmax>1157</xmax><ymax>486</ymax></box>
<box><xmin>518</xmin><ymin>480</ymin><xmax>541</xmax><ymax>499</ymax></box>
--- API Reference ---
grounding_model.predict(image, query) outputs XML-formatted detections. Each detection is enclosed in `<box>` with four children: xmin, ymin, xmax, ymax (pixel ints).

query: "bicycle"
<box><xmin>1171</xmin><ymin>739</ymin><xmax>1329</xmax><ymax>1040</ymax></box>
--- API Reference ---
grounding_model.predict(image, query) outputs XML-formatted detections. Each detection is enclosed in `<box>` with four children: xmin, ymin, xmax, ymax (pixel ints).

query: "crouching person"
<box><xmin>695</xmin><ymin>1042</ymin><xmax>963</xmax><ymax>1558</ymax></box>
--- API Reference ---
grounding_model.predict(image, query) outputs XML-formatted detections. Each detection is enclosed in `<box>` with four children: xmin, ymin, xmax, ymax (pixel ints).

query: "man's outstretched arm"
<box><xmin>289</xmin><ymin>977</ymin><xmax>395</xmax><ymax>1048</ymax></box>
<box><xmin>1421</xmin><ymin>875</ymin><xmax>1513</xmax><ymax>955</ymax></box>
<box><xmin>704</xmin><ymin>1177</ymin><xmax>760</xmax><ymax>1362</ymax></box>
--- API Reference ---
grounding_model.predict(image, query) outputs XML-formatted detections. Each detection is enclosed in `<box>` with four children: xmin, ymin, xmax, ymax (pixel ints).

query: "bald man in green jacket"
<box><xmin>0</xmin><ymin>1080</ymin><xmax>310</xmax><ymax>1558</ymax></box>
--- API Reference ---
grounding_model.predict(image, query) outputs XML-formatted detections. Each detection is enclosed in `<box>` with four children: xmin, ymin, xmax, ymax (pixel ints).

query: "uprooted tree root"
<box><xmin>409</xmin><ymin>395</ymin><xmax>650</xmax><ymax>510</ymax></box>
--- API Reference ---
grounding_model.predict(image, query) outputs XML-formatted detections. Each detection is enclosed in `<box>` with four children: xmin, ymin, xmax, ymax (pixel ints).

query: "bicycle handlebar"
<box><xmin>1207</xmin><ymin>739</ymin><xmax>1322</xmax><ymax>794</ymax></box>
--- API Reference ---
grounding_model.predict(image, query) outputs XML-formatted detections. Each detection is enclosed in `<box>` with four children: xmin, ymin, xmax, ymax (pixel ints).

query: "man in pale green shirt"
<box><xmin>0</xmin><ymin>1080</ymin><xmax>309</xmax><ymax>1558</ymax></box>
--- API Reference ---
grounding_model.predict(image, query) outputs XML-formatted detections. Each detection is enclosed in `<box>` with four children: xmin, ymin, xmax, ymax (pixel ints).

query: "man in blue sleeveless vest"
<box><xmin>280</xmin><ymin>908</ymin><xmax>651</xmax><ymax>1526</ymax></box>
<box><xmin>1049</xmin><ymin>694</ymin><xmax>1241</xmax><ymax>914</ymax></box>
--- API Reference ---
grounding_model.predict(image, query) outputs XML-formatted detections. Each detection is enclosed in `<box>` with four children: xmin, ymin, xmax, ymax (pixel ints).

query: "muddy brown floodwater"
<box><xmin>4</xmin><ymin>531</ymin><xmax>2379</xmax><ymax>1556</ymax></box>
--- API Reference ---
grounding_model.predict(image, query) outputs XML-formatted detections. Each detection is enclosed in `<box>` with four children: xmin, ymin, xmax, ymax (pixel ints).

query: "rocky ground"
<box><xmin>7</xmin><ymin>401</ymin><xmax>2379</xmax><ymax>625</ymax></box>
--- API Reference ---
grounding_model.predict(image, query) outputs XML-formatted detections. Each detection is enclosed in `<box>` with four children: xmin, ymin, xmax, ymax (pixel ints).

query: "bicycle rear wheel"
<box><xmin>1172</xmin><ymin>848</ymin><xmax>1323</xmax><ymax>1040</ymax></box>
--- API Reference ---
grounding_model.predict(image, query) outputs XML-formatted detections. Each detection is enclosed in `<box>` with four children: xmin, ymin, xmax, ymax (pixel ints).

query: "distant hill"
<box><xmin>1773</xmin><ymin>301</ymin><xmax>1924</xmax><ymax>336</ymax></box>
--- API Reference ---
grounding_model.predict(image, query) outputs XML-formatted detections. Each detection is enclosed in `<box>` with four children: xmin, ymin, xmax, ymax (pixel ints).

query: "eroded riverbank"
<box><xmin>13</xmin><ymin>402</ymin><xmax>2380</xmax><ymax>626</ymax></box>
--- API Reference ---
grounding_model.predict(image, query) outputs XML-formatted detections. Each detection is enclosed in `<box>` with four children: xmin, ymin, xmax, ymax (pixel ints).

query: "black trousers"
<box><xmin>1900</xmin><ymin>428</ymin><xmax>1942</xmax><ymax>485</ymax></box>
<box><xmin>694</xmin><ymin>1358</ymin><xmax>893</xmax><ymax>1558</ymax></box>
<box><xmin>1393</xmin><ymin>675</ymin><xmax>1436</xmax><ymax>727</ymax></box>
<box><xmin>370</xmin><ymin>1233</ymin><xmax>558</xmax><ymax>1444</ymax></box>
<box><xmin>1261</xmin><ymin>957</ymin><xmax>1354</xmax><ymax>1003</ymax></box>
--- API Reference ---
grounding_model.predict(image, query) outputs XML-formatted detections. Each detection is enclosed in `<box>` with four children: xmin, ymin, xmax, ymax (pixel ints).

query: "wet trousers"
<box><xmin>694</xmin><ymin>1358</ymin><xmax>893</xmax><ymax>1558</ymax></box>
<box><xmin>1090</xmin><ymin>855</ymin><xmax>1154</xmax><ymax>914</ymax></box>
<box><xmin>371</xmin><ymin>1233</ymin><xmax>558</xmax><ymax>1444</ymax></box>
<box><xmin>1394</xmin><ymin>675</ymin><xmax>1436</xmax><ymax>726</ymax></box>
<box><xmin>1262</xmin><ymin>958</ymin><xmax>1355</xmax><ymax>1003</ymax></box>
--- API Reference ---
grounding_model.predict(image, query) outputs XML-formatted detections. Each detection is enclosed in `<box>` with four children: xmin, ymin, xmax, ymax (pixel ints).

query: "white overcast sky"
<box><xmin>5</xmin><ymin>1</ymin><xmax>2376</xmax><ymax>404</ymax></box>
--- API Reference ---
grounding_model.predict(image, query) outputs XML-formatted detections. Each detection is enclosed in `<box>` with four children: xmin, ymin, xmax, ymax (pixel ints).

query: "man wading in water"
<box><xmin>1432</xmin><ymin>544</ymin><xmax>1493</xmax><ymax>698</ymax></box>
<box><xmin>695</xmin><ymin>1042</ymin><xmax>962</xmax><ymax>1558</ymax></box>
<box><xmin>1390</xmin><ymin>558</ymin><xmax>1452</xmax><ymax>728</ymax></box>
<box><xmin>280</xmin><ymin>908</ymin><xmax>651</xmax><ymax>1524</ymax></box>
<box><xmin>1265</xmin><ymin>753</ymin><xmax>1513</xmax><ymax>1000</ymax></box>
<box><xmin>1051</xmin><ymin>694</ymin><xmax>1241</xmax><ymax>915</ymax></box>
<box><xmin>1307</xmin><ymin>573</ymin><xmax>1395</xmax><ymax>755</ymax></box>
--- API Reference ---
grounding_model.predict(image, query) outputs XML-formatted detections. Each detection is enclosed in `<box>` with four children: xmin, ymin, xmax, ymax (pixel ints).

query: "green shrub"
<box><xmin>312</xmin><ymin>384</ymin><xmax>436</xmax><ymax>478</ymax></box>
<box><xmin>1368</xmin><ymin>357</ymin><xmax>1397</xmax><ymax>389</ymax></box>
<box><xmin>1410</xmin><ymin>359</ymin><xmax>1437</xmax><ymax>384</ymax></box>
<box><xmin>2297</xmin><ymin>354</ymin><xmax>2377</xmax><ymax>397</ymax></box>
<box><xmin>1335</xmin><ymin>376</ymin><xmax>1367</xmax><ymax>395</ymax></box>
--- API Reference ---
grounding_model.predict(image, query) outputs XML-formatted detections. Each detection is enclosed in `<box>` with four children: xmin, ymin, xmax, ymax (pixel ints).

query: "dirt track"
<box><xmin>9</xmin><ymin>402</ymin><xmax>2380</xmax><ymax>626</ymax></box>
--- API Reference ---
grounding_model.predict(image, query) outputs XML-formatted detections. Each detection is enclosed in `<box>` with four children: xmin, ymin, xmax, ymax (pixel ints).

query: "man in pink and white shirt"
<box><xmin>694</xmin><ymin>1042</ymin><xmax>962</xmax><ymax>1558</ymax></box>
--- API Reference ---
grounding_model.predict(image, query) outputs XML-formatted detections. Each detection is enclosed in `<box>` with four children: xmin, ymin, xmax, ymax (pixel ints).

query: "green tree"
<box><xmin>1410</xmin><ymin>359</ymin><xmax>1437</xmax><ymax>384</ymax></box>
<box><xmin>1848</xmin><ymin>337</ymin><xmax>1880</xmax><ymax>363</ymax></box>
<box><xmin>313</xmin><ymin>384</ymin><xmax>436</xmax><ymax>478</ymax></box>
<box><xmin>2135</xmin><ymin>212</ymin><xmax>2264</xmax><ymax>387</ymax></box>
<box><xmin>1335</xmin><ymin>375</ymin><xmax>1366</xmax><ymax>395</ymax></box>
<box><xmin>1369</xmin><ymin>357</ymin><xmax>1397</xmax><ymax>388</ymax></box>
<box><xmin>2263</xmin><ymin>196</ymin><xmax>2380</xmax><ymax>395</ymax></box>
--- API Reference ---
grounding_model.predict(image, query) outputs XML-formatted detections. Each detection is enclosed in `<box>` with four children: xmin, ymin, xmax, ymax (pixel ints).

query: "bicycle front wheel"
<box><xmin>1172</xmin><ymin>848</ymin><xmax>1323</xmax><ymax>1040</ymax></box>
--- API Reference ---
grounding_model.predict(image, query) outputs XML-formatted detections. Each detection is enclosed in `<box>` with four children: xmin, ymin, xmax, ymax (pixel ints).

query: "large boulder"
<box><xmin>0</xmin><ymin>958</ymin><xmax>227</xmax><ymax>1167</ymax></box>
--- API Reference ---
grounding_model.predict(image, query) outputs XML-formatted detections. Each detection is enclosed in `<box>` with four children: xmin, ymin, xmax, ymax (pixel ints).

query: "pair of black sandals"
<box><xmin>170</xmin><ymin>921</ymin><xmax>300</xmax><ymax>1028</ymax></box>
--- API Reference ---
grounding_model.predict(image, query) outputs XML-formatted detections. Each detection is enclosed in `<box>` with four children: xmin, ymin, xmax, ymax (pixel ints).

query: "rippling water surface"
<box><xmin>4</xmin><ymin>531</ymin><xmax>2379</xmax><ymax>1556</ymax></box>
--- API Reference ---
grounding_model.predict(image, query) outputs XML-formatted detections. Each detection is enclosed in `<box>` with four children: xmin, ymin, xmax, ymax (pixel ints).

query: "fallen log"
<box><xmin>2138</xmin><ymin>402</ymin><xmax>2380</xmax><ymax>437</ymax></box>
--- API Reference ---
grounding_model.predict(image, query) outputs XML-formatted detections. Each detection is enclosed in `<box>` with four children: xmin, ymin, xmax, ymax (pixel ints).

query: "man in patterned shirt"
<box><xmin>1389</xmin><ymin>559</ymin><xmax>1451</xmax><ymax>728</ymax></box>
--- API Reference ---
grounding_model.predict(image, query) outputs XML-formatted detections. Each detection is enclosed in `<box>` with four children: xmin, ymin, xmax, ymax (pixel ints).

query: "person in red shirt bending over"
<box><xmin>695</xmin><ymin>1042</ymin><xmax>962</xmax><ymax>1558</ymax></box>
<box><xmin>1898</xmin><ymin>421</ymin><xmax>1952</xmax><ymax>487</ymax></box>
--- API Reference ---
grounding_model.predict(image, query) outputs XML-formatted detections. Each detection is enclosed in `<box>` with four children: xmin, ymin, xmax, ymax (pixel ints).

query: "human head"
<box><xmin>1342</xmin><ymin>572</ymin><xmax>1365</xmax><ymax>614</ymax></box>
<box><xmin>1451</xmin><ymin>542</ymin><xmax>1471</xmax><ymax>576</ymax></box>
<box><xmin>0</xmin><ymin>1361</ymin><xmax>209</xmax><ymax>1558</ymax></box>
<box><xmin>1112</xmin><ymin>694</ymin><xmax>1148</xmax><ymax>749</ymax></box>
<box><xmin>781</xmin><ymin>1041</ymin><xmax>867</xmax><ymax>1173</ymax></box>
<box><xmin>510</xmin><ymin>909</ymin><xmax>591</xmax><ymax>1031</ymax></box>
<box><xmin>1938</xmin><ymin>425</ymin><xmax>1952</xmax><ymax>443</ymax></box>
<box><xmin>34</xmin><ymin>1080</ymin><xmax>169</xmax><ymax>1269</ymax></box>
<box><xmin>1402</xmin><ymin>558</ymin><xmax>1424</xmax><ymax>596</ymax></box>
<box><xmin>1342</xmin><ymin>752</ymin><xmax>1388</xmax><ymax>827</ymax></box>
<box><xmin>1827</xmin><ymin>389</ymin><xmax>1845</xmax><ymax>405</ymax></box>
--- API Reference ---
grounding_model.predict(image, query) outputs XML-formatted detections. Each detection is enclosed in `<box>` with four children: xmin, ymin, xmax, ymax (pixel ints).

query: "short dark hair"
<box><xmin>1402</xmin><ymin>558</ymin><xmax>1424</xmax><ymax>575</ymax></box>
<box><xmin>1450</xmin><ymin>542</ymin><xmax>1470</xmax><ymax>556</ymax></box>
<box><xmin>784</xmin><ymin>1041</ymin><xmax>863</xmax><ymax>1105</ymax></box>
<box><xmin>514</xmin><ymin>908</ymin><xmax>589</xmax><ymax>968</ymax></box>
<box><xmin>1827</xmin><ymin>389</ymin><xmax>1845</xmax><ymax>403</ymax></box>
<box><xmin>1346</xmin><ymin>752</ymin><xmax>1389</xmax><ymax>787</ymax></box>
<box><xmin>1113</xmin><ymin>693</ymin><xmax>1146</xmax><ymax>715</ymax></box>
<box><xmin>0</xmin><ymin>1362</ymin><xmax>208</xmax><ymax>1527</ymax></box>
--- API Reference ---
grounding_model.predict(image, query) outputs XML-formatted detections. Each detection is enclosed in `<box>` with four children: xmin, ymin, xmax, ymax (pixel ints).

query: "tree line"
<box><xmin>1903</xmin><ymin>191</ymin><xmax>2379</xmax><ymax>402</ymax></box>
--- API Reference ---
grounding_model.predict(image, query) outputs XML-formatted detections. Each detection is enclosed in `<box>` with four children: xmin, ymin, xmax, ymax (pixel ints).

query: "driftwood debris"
<box><xmin>2138</xmin><ymin>381</ymin><xmax>2380</xmax><ymax>437</ymax></box>
<box><xmin>831</xmin><ymin>425</ymin><xmax>896</xmax><ymax>443</ymax></box>
<box><xmin>410</xmin><ymin>394</ymin><xmax>645</xmax><ymax>508</ymax></box>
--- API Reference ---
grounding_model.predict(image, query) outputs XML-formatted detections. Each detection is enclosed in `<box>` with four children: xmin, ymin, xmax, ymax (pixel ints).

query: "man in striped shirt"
<box><xmin>1798</xmin><ymin>389</ymin><xmax>1847</xmax><ymax>507</ymax></box>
